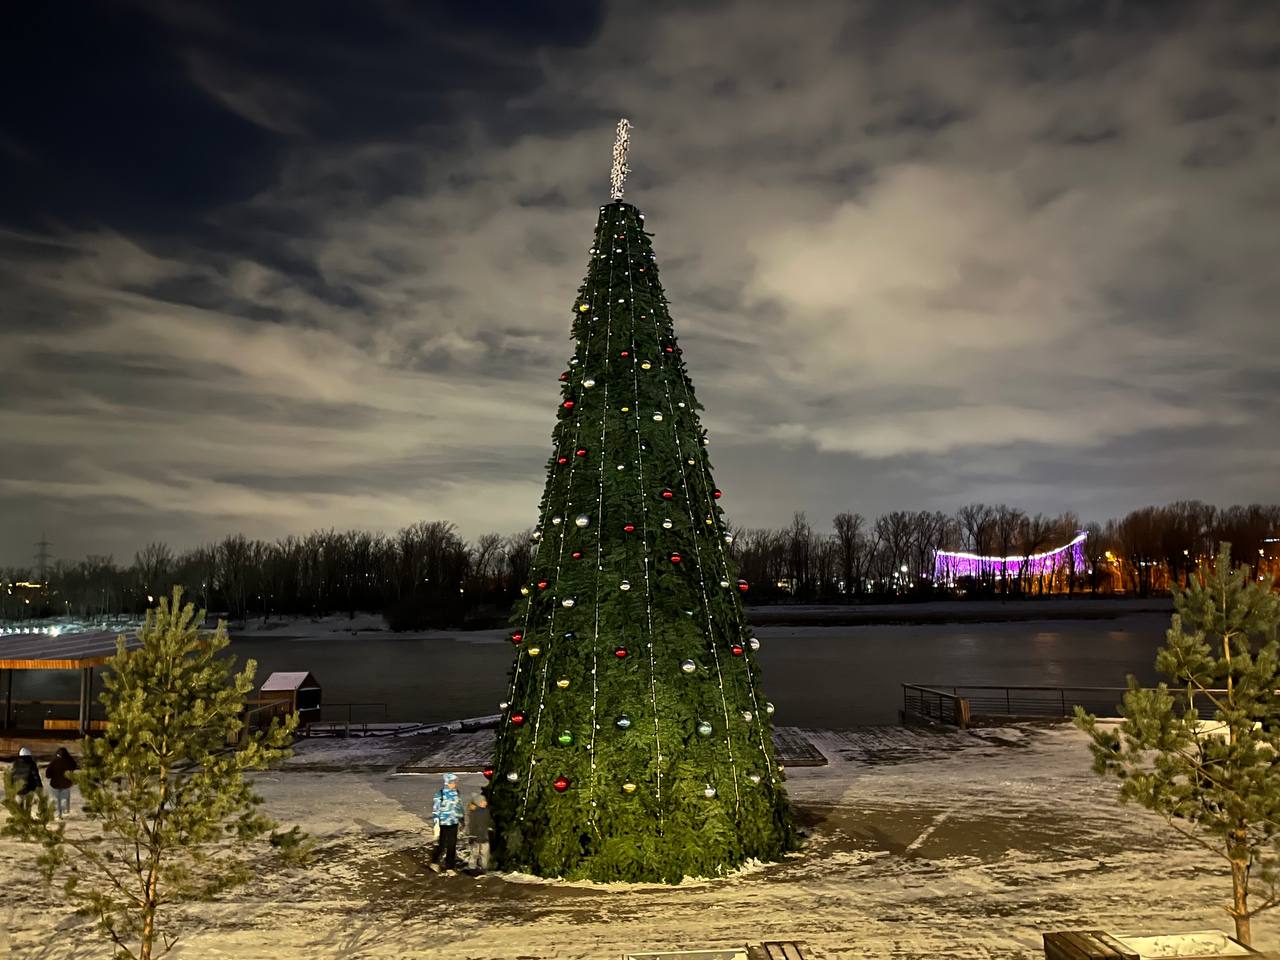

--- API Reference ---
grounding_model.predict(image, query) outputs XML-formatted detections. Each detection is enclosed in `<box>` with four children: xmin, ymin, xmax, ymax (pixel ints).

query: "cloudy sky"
<box><xmin>2</xmin><ymin>0</ymin><xmax>1278</xmax><ymax>568</ymax></box>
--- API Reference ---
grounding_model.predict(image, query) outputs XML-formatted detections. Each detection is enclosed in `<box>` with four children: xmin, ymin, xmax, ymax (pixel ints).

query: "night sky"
<box><xmin>3</xmin><ymin>1</ymin><xmax>1278</xmax><ymax>567</ymax></box>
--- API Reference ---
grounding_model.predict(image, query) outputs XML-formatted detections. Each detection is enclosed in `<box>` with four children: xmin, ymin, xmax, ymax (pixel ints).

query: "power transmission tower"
<box><xmin>34</xmin><ymin>532</ymin><xmax>52</xmax><ymax>585</ymax></box>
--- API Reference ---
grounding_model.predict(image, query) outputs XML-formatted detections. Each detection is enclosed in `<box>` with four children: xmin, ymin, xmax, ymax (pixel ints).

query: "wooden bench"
<box><xmin>1044</xmin><ymin>932</ymin><xmax>1139</xmax><ymax>959</ymax></box>
<box><xmin>43</xmin><ymin>719</ymin><xmax>108</xmax><ymax>732</ymax></box>
<box><xmin>749</xmin><ymin>942</ymin><xmax>809</xmax><ymax>960</ymax></box>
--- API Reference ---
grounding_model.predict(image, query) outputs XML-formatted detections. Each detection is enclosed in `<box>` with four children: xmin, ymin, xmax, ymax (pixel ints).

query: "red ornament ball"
<box><xmin>713</xmin><ymin>489</ymin><xmax>723</xmax><ymax>499</ymax></box>
<box><xmin>559</xmin><ymin>371</ymin><xmax>570</xmax><ymax>382</ymax></box>
<box><xmin>623</xmin><ymin>523</ymin><xmax>636</xmax><ymax>533</ymax></box>
<box><xmin>537</xmin><ymin>580</ymin><xmax>549</xmax><ymax>590</ymax></box>
<box><xmin>614</xmin><ymin>646</ymin><xmax>628</xmax><ymax>659</ymax></box>
<box><xmin>482</xmin><ymin>767</ymin><xmax>494</xmax><ymax>780</ymax></box>
<box><xmin>510</xmin><ymin>631</ymin><xmax>524</xmax><ymax>644</ymax></box>
<box><xmin>620</xmin><ymin>349</ymin><xmax>630</xmax><ymax>358</ymax></box>
<box><xmin>737</xmin><ymin>579</ymin><xmax>749</xmax><ymax>592</ymax></box>
<box><xmin>571</xmin><ymin>550</ymin><xmax>583</xmax><ymax>559</ymax></box>
<box><xmin>661</xmin><ymin>489</ymin><xmax>674</xmax><ymax>500</ymax></box>
<box><xmin>557</xmin><ymin>456</ymin><xmax>568</xmax><ymax>465</ymax></box>
<box><xmin>669</xmin><ymin>552</ymin><xmax>682</xmax><ymax>564</ymax></box>
<box><xmin>575</xmin><ymin>447</ymin><xmax>588</xmax><ymax>457</ymax></box>
<box><xmin>511</xmin><ymin>712</ymin><xmax>526</xmax><ymax>726</ymax></box>
<box><xmin>562</xmin><ymin>400</ymin><xmax>575</xmax><ymax>410</ymax></box>
<box><xmin>730</xmin><ymin>644</ymin><xmax>744</xmax><ymax>656</ymax></box>
<box><xmin>553</xmin><ymin>776</ymin><xmax>570</xmax><ymax>793</ymax></box>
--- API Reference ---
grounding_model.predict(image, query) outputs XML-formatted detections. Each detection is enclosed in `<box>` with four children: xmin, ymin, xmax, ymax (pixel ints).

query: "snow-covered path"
<box><xmin>4</xmin><ymin>723</ymin><xmax>1271</xmax><ymax>959</ymax></box>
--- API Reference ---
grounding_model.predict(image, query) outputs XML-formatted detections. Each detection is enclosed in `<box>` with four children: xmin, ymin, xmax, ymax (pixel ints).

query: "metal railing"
<box><xmin>902</xmin><ymin>683</ymin><xmax>1253</xmax><ymax>727</ymax></box>
<box><xmin>304</xmin><ymin>702</ymin><xmax>389</xmax><ymax>737</ymax></box>
<box><xmin>902</xmin><ymin>684</ymin><xmax>972</xmax><ymax>728</ymax></box>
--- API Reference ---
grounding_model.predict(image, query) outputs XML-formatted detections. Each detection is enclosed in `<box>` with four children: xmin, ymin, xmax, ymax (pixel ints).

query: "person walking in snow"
<box><xmin>9</xmin><ymin>747</ymin><xmax>42</xmax><ymax>810</ymax></box>
<box><xmin>45</xmin><ymin>747</ymin><xmax>78</xmax><ymax>819</ymax></box>
<box><xmin>465</xmin><ymin>792</ymin><xmax>492</xmax><ymax>874</ymax></box>
<box><xmin>430</xmin><ymin>772</ymin><xmax>464</xmax><ymax>874</ymax></box>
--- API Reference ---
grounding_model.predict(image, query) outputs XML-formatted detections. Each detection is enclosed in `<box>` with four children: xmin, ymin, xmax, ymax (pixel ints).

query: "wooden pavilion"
<box><xmin>0</xmin><ymin>630</ymin><xmax>141</xmax><ymax>735</ymax></box>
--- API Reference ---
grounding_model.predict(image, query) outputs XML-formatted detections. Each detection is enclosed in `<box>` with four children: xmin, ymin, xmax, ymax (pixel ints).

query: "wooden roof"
<box><xmin>261</xmin><ymin>671</ymin><xmax>319</xmax><ymax>692</ymax></box>
<box><xmin>0</xmin><ymin>630</ymin><xmax>141</xmax><ymax>670</ymax></box>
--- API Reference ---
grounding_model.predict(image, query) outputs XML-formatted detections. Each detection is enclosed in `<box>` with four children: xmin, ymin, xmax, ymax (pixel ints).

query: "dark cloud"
<box><xmin>2</xmin><ymin>0</ymin><xmax>1279</xmax><ymax>566</ymax></box>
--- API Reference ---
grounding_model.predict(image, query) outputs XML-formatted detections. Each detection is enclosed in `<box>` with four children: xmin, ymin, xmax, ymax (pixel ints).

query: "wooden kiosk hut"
<box><xmin>258</xmin><ymin>672</ymin><xmax>322</xmax><ymax>728</ymax></box>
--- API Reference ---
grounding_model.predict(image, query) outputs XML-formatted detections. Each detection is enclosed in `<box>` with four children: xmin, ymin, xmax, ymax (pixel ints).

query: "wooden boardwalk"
<box><xmin>400</xmin><ymin>726</ymin><xmax>829</xmax><ymax>773</ymax></box>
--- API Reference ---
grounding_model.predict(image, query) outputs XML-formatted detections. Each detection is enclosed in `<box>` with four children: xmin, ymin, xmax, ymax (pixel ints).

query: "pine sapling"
<box><xmin>1075</xmin><ymin>544</ymin><xmax>1280</xmax><ymax>945</ymax></box>
<box><xmin>2</xmin><ymin>588</ymin><xmax>310</xmax><ymax>960</ymax></box>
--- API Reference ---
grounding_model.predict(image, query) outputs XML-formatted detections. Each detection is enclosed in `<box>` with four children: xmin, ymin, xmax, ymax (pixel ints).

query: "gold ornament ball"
<box><xmin>556</xmin><ymin>678</ymin><xmax>570</xmax><ymax>689</ymax></box>
<box><xmin>527</xmin><ymin>645</ymin><xmax>542</xmax><ymax>657</ymax></box>
<box><xmin>622</xmin><ymin>782</ymin><xmax>637</xmax><ymax>794</ymax></box>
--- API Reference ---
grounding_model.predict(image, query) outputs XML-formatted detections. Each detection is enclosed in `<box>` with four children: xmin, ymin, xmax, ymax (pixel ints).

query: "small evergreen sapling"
<box><xmin>1075</xmin><ymin>545</ymin><xmax>1280</xmax><ymax>946</ymax></box>
<box><xmin>2</xmin><ymin>588</ymin><xmax>309</xmax><ymax>960</ymax></box>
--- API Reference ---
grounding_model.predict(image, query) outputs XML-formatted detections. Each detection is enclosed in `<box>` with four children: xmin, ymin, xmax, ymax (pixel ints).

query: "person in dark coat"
<box><xmin>465</xmin><ymin>792</ymin><xmax>492</xmax><ymax>874</ymax></box>
<box><xmin>45</xmin><ymin>746</ymin><xmax>78</xmax><ymax>818</ymax></box>
<box><xmin>10</xmin><ymin>746</ymin><xmax>42</xmax><ymax>809</ymax></box>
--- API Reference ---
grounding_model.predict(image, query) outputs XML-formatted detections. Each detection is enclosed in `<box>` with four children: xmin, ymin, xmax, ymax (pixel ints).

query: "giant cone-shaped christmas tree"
<box><xmin>488</xmin><ymin>121</ymin><xmax>795</xmax><ymax>882</ymax></box>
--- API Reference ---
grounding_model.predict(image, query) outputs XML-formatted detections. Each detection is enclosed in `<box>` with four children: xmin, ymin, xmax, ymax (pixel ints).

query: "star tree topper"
<box><xmin>610</xmin><ymin>118</ymin><xmax>631</xmax><ymax>200</ymax></box>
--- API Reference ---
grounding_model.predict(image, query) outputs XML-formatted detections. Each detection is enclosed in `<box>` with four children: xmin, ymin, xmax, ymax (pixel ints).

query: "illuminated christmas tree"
<box><xmin>487</xmin><ymin>121</ymin><xmax>795</xmax><ymax>882</ymax></box>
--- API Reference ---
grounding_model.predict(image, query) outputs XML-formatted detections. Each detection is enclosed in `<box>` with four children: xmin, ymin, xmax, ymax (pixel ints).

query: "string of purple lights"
<box><xmin>934</xmin><ymin>531</ymin><xmax>1089</xmax><ymax>582</ymax></box>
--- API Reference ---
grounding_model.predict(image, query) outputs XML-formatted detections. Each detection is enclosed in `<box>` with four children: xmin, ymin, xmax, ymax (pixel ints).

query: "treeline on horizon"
<box><xmin>2</xmin><ymin>500</ymin><xmax>1277</xmax><ymax>628</ymax></box>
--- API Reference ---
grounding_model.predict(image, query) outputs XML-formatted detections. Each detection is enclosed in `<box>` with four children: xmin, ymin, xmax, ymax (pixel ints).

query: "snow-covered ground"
<box><xmin>3</xmin><ymin>722</ymin><xmax>1273</xmax><ymax>959</ymax></box>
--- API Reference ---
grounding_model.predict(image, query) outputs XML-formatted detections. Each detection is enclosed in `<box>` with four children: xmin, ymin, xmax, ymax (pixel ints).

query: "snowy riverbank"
<box><xmin>3</xmin><ymin>721</ymin><xmax>1273</xmax><ymax>959</ymax></box>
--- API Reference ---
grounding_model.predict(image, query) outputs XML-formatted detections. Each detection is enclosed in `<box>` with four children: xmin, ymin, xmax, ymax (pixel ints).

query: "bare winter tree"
<box><xmin>131</xmin><ymin>543</ymin><xmax>174</xmax><ymax>609</ymax></box>
<box><xmin>992</xmin><ymin>505</ymin><xmax>1026</xmax><ymax>596</ymax></box>
<box><xmin>832</xmin><ymin>512</ymin><xmax>866</xmax><ymax>599</ymax></box>
<box><xmin>957</xmin><ymin>503</ymin><xmax>996</xmax><ymax>593</ymax></box>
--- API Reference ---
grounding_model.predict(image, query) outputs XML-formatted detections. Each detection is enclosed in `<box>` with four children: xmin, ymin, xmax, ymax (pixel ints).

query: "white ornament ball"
<box><xmin>723</xmin><ymin>533</ymin><xmax>734</xmax><ymax>545</ymax></box>
<box><xmin>617</xmin><ymin>464</ymin><xmax>626</xmax><ymax>471</ymax></box>
<box><xmin>703</xmin><ymin>785</ymin><xmax>717</xmax><ymax>799</ymax></box>
<box><xmin>765</xmin><ymin>702</ymin><xmax>775</xmax><ymax>715</ymax></box>
<box><xmin>677</xmin><ymin>401</ymin><xmax>685</xmax><ymax>408</ymax></box>
<box><xmin>505</xmin><ymin>772</ymin><xmax>519</xmax><ymax>782</ymax></box>
<box><xmin>748</xmin><ymin>638</ymin><xmax>760</xmax><ymax>651</ymax></box>
<box><xmin>575</xmin><ymin>514</ymin><xmax>590</xmax><ymax>528</ymax></box>
<box><xmin>680</xmin><ymin>659</ymin><xmax>697</xmax><ymax>674</ymax></box>
<box><xmin>720</xmin><ymin>579</ymin><xmax>731</xmax><ymax>588</ymax></box>
<box><xmin>662</xmin><ymin>518</ymin><xmax>673</xmax><ymax>529</ymax></box>
<box><xmin>562</xmin><ymin>597</ymin><xmax>577</xmax><ymax>608</ymax></box>
<box><xmin>747</xmin><ymin>773</ymin><xmax>762</xmax><ymax>785</ymax></box>
<box><xmin>551</xmin><ymin>515</ymin><xmax>563</xmax><ymax>526</ymax></box>
<box><xmin>742</xmin><ymin>711</ymin><xmax>753</xmax><ymax>722</ymax></box>
<box><xmin>532</xmin><ymin>530</ymin><xmax>543</xmax><ymax>541</ymax></box>
<box><xmin>499</xmin><ymin>701</ymin><xmax>510</xmax><ymax>710</ymax></box>
<box><xmin>583</xmin><ymin>378</ymin><xmax>596</xmax><ymax>388</ymax></box>
<box><xmin>652</xmin><ymin>412</ymin><xmax>663</xmax><ymax>422</ymax></box>
<box><xmin>620</xmin><ymin>580</ymin><xmax>631</xmax><ymax>592</ymax></box>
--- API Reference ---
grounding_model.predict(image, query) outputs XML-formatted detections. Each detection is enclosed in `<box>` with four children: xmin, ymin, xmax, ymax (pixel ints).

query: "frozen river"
<box><xmin>223</xmin><ymin>612</ymin><xmax>1169</xmax><ymax>728</ymax></box>
<box><xmin>15</xmin><ymin>611</ymin><xmax>1170</xmax><ymax>728</ymax></box>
